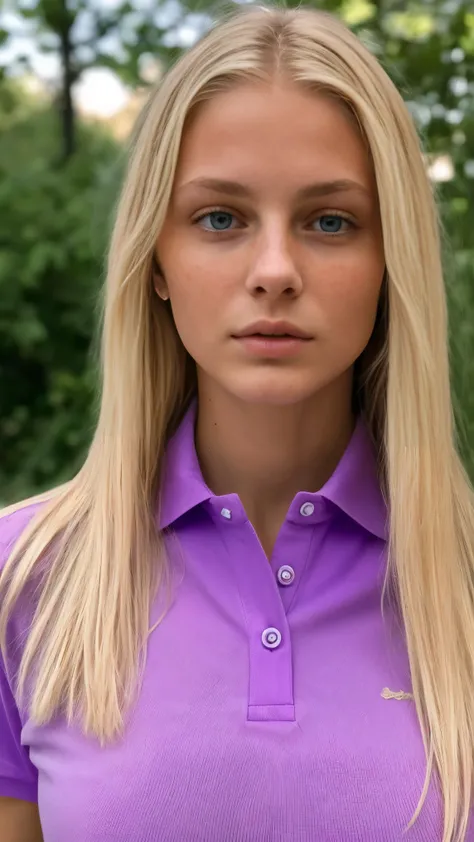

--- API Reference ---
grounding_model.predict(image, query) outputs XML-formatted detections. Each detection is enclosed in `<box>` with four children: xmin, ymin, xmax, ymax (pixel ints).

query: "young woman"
<box><xmin>1</xmin><ymin>5</ymin><xmax>474</xmax><ymax>842</ymax></box>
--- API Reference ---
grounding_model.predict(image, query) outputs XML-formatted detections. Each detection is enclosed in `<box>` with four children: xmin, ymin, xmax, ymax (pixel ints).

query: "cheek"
<box><xmin>166</xmin><ymin>266</ymin><xmax>228</xmax><ymax>354</ymax></box>
<box><xmin>319</xmin><ymin>256</ymin><xmax>383</xmax><ymax>345</ymax></box>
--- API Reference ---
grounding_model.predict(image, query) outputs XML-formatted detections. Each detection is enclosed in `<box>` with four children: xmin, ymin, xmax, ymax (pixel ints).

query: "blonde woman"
<box><xmin>1</xmin><ymin>4</ymin><xmax>474</xmax><ymax>841</ymax></box>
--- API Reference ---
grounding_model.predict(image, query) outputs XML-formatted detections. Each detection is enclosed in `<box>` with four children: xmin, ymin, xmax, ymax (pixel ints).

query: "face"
<box><xmin>155</xmin><ymin>81</ymin><xmax>385</xmax><ymax>407</ymax></box>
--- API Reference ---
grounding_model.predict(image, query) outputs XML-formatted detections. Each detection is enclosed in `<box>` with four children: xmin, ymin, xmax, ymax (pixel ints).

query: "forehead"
<box><xmin>174</xmin><ymin>82</ymin><xmax>373</xmax><ymax>189</ymax></box>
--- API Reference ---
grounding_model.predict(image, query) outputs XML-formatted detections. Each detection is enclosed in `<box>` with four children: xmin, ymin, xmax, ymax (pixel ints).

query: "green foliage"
<box><xmin>0</xmin><ymin>77</ymin><xmax>43</xmax><ymax>130</ymax></box>
<box><xmin>441</xmin><ymin>185</ymin><xmax>474</xmax><ymax>478</ymax></box>
<box><xmin>5</xmin><ymin>0</ymin><xmax>195</xmax><ymax>89</ymax></box>
<box><xmin>0</xmin><ymin>97</ymin><xmax>124</xmax><ymax>502</ymax></box>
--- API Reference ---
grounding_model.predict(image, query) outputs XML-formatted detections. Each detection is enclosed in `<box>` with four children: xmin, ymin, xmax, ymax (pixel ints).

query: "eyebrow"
<box><xmin>176</xmin><ymin>177</ymin><xmax>371</xmax><ymax>200</ymax></box>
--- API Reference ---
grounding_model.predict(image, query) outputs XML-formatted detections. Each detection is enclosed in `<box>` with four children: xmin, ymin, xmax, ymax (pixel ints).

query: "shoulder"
<box><xmin>0</xmin><ymin>500</ymin><xmax>49</xmax><ymax>694</ymax></box>
<box><xmin>0</xmin><ymin>500</ymin><xmax>48</xmax><ymax>574</ymax></box>
<box><xmin>0</xmin><ymin>503</ymin><xmax>44</xmax><ymax>802</ymax></box>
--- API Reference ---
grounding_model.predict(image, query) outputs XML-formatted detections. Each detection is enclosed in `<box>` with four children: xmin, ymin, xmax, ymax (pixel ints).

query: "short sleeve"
<box><xmin>0</xmin><ymin>649</ymin><xmax>38</xmax><ymax>801</ymax></box>
<box><xmin>0</xmin><ymin>504</ymin><xmax>43</xmax><ymax>803</ymax></box>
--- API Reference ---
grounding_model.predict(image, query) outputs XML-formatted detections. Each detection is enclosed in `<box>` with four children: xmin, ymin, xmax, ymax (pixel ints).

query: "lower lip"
<box><xmin>233</xmin><ymin>335</ymin><xmax>310</xmax><ymax>358</ymax></box>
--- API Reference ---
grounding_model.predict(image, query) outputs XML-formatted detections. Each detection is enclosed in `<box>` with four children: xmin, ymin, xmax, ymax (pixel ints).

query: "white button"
<box><xmin>261</xmin><ymin>627</ymin><xmax>282</xmax><ymax>649</ymax></box>
<box><xmin>220</xmin><ymin>508</ymin><xmax>232</xmax><ymax>520</ymax></box>
<box><xmin>300</xmin><ymin>501</ymin><xmax>315</xmax><ymax>517</ymax></box>
<box><xmin>277</xmin><ymin>565</ymin><xmax>295</xmax><ymax>586</ymax></box>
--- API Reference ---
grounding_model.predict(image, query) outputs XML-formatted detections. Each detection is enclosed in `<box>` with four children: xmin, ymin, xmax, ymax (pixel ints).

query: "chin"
<box><xmin>226</xmin><ymin>371</ymin><xmax>321</xmax><ymax>407</ymax></box>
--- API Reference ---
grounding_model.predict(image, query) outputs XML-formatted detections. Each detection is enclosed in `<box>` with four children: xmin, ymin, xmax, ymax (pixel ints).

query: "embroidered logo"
<box><xmin>381</xmin><ymin>687</ymin><xmax>414</xmax><ymax>701</ymax></box>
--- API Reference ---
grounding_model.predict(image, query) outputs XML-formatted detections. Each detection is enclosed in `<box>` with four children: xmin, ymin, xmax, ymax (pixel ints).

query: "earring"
<box><xmin>159</xmin><ymin>290</ymin><xmax>170</xmax><ymax>302</ymax></box>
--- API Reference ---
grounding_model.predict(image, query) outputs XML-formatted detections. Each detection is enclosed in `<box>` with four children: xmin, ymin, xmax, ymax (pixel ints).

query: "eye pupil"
<box><xmin>210</xmin><ymin>211</ymin><xmax>233</xmax><ymax>230</ymax></box>
<box><xmin>319</xmin><ymin>215</ymin><xmax>343</xmax><ymax>233</ymax></box>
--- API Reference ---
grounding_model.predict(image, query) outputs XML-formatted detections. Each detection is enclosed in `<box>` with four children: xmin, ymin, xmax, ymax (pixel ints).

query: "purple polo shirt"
<box><xmin>0</xmin><ymin>401</ymin><xmax>459</xmax><ymax>840</ymax></box>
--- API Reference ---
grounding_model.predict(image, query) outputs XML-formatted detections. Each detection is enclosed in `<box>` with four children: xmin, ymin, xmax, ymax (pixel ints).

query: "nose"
<box><xmin>245</xmin><ymin>226</ymin><xmax>303</xmax><ymax>300</ymax></box>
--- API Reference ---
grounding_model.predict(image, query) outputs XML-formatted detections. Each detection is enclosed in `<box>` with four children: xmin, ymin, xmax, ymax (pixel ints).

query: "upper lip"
<box><xmin>233</xmin><ymin>320</ymin><xmax>313</xmax><ymax>340</ymax></box>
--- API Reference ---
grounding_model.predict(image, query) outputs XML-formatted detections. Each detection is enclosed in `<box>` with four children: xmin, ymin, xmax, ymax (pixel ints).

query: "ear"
<box><xmin>152</xmin><ymin>256</ymin><xmax>169</xmax><ymax>301</ymax></box>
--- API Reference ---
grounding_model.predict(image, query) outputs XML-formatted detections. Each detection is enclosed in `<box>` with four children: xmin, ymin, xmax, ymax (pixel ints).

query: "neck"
<box><xmin>195</xmin><ymin>377</ymin><xmax>356</xmax><ymax>557</ymax></box>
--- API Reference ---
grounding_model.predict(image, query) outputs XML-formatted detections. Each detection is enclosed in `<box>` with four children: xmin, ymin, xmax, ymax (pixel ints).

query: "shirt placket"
<box><xmin>209</xmin><ymin>494</ymin><xmax>329</xmax><ymax>723</ymax></box>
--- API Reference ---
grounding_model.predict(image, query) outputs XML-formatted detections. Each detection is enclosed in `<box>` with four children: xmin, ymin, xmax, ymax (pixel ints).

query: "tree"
<box><xmin>1</xmin><ymin>0</ymin><xmax>209</xmax><ymax>160</ymax></box>
<box><xmin>0</xmin><ymin>87</ymin><xmax>123</xmax><ymax>502</ymax></box>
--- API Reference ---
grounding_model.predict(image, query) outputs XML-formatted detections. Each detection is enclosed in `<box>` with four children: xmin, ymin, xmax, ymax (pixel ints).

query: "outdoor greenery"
<box><xmin>1</xmin><ymin>0</ymin><xmax>474</xmax><ymax>503</ymax></box>
<box><xmin>0</xmin><ymin>80</ymin><xmax>123</xmax><ymax>501</ymax></box>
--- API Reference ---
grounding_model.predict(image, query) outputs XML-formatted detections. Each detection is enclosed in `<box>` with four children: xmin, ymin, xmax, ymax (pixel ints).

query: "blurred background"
<box><xmin>0</xmin><ymin>0</ymin><xmax>473</xmax><ymax>505</ymax></box>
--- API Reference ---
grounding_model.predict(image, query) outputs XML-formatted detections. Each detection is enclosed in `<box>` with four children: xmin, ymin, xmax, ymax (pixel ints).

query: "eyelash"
<box><xmin>192</xmin><ymin>207</ymin><xmax>356</xmax><ymax>236</ymax></box>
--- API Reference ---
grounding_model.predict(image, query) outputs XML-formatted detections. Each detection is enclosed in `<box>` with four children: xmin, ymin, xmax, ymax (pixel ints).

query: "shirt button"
<box><xmin>261</xmin><ymin>627</ymin><xmax>282</xmax><ymax>649</ymax></box>
<box><xmin>220</xmin><ymin>507</ymin><xmax>232</xmax><ymax>520</ymax></box>
<box><xmin>300</xmin><ymin>501</ymin><xmax>315</xmax><ymax>517</ymax></box>
<box><xmin>277</xmin><ymin>565</ymin><xmax>295</xmax><ymax>586</ymax></box>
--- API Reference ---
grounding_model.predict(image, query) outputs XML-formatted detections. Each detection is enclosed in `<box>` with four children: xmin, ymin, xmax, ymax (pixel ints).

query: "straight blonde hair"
<box><xmin>1</xmin><ymin>5</ymin><xmax>474</xmax><ymax>840</ymax></box>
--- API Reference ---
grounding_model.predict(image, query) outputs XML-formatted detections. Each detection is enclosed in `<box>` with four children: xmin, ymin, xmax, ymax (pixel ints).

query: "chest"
<box><xmin>23</xmin><ymin>515</ymin><xmax>455</xmax><ymax>841</ymax></box>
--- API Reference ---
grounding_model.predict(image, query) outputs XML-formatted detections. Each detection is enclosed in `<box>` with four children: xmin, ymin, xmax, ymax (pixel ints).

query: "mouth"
<box><xmin>233</xmin><ymin>321</ymin><xmax>313</xmax><ymax>341</ymax></box>
<box><xmin>232</xmin><ymin>330</ymin><xmax>312</xmax><ymax>359</ymax></box>
<box><xmin>243</xmin><ymin>333</ymin><xmax>308</xmax><ymax>339</ymax></box>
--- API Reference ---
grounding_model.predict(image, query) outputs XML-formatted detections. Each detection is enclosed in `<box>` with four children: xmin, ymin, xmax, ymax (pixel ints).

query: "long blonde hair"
<box><xmin>1</xmin><ymin>5</ymin><xmax>474</xmax><ymax>840</ymax></box>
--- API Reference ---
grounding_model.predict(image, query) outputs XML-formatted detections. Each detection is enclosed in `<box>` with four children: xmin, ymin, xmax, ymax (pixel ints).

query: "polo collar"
<box><xmin>158</xmin><ymin>400</ymin><xmax>387</xmax><ymax>541</ymax></box>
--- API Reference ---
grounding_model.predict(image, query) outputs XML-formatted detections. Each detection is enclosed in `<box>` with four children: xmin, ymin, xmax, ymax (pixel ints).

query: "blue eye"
<box><xmin>196</xmin><ymin>211</ymin><xmax>235</xmax><ymax>231</ymax></box>
<box><xmin>194</xmin><ymin>210</ymin><xmax>353</xmax><ymax>235</ymax></box>
<box><xmin>315</xmin><ymin>215</ymin><xmax>351</xmax><ymax>235</ymax></box>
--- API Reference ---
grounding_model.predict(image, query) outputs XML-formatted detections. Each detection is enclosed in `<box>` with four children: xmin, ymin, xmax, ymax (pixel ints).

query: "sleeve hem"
<box><xmin>0</xmin><ymin>776</ymin><xmax>38</xmax><ymax>803</ymax></box>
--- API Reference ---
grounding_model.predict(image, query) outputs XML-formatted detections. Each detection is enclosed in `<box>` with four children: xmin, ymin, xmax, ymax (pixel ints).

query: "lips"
<box><xmin>234</xmin><ymin>321</ymin><xmax>312</xmax><ymax>340</ymax></box>
<box><xmin>232</xmin><ymin>332</ymin><xmax>309</xmax><ymax>359</ymax></box>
